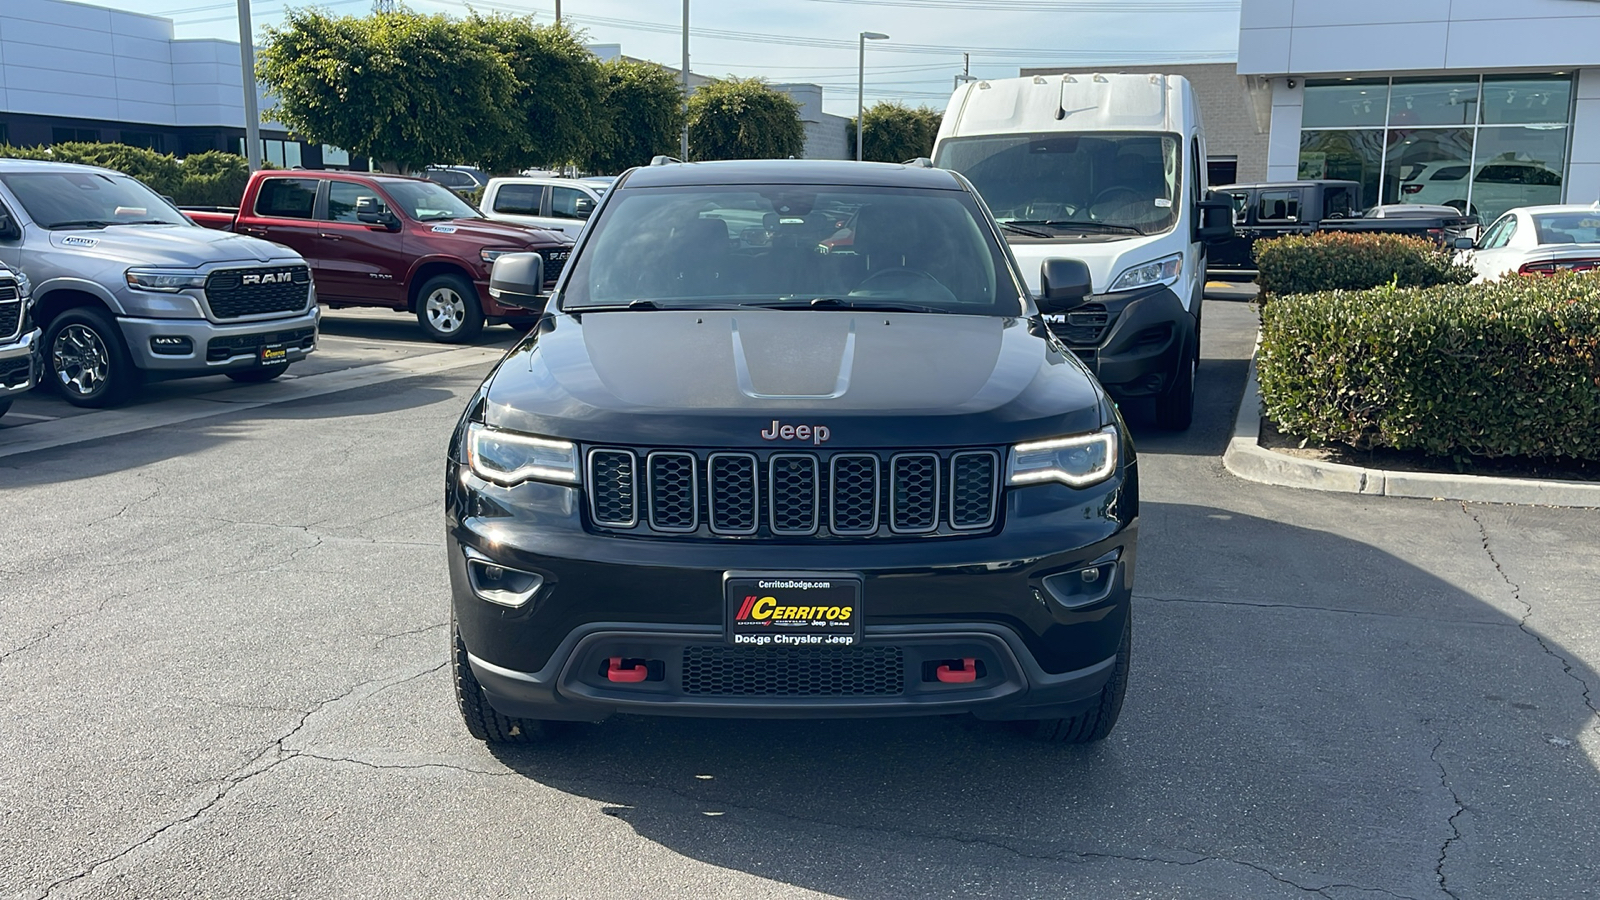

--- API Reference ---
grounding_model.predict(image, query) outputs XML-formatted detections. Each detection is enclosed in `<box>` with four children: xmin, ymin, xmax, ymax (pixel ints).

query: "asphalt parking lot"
<box><xmin>3</xmin><ymin>299</ymin><xmax>1597</xmax><ymax>899</ymax></box>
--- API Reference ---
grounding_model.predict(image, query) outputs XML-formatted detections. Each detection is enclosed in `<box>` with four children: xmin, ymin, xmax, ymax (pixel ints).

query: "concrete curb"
<box><xmin>1222</xmin><ymin>354</ymin><xmax>1600</xmax><ymax>509</ymax></box>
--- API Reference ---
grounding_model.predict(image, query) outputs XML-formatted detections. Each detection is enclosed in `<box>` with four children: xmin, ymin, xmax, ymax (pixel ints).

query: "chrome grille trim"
<box><xmin>888</xmin><ymin>452</ymin><xmax>940</xmax><ymax>534</ymax></box>
<box><xmin>646</xmin><ymin>451</ymin><xmax>699</xmax><ymax>533</ymax></box>
<box><xmin>586</xmin><ymin>448</ymin><xmax>638</xmax><ymax>528</ymax></box>
<box><xmin>707</xmin><ymin>452</ymin><xmax>759</xmax><ymax>535</ymax></box>
<box><xmin>949</xmin><ymin>450</ymin><xmax>1001</xmax><ymax>530</ymax></box>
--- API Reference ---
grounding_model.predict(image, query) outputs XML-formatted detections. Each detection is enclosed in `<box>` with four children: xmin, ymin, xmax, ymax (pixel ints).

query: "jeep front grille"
<box><xmin>681</xmin><ymin>645</ymin><xmax>905</xmax><ymax>696</ymax></box>
<box><xmin>584</xmin><ymin>446</ymin><xmax>1002</xmax><ymax>540</ymax></box>
<box><xmin>204</xmin><ymin>266</ymin><xmax>312</xmax><ymax>319</ymax></box>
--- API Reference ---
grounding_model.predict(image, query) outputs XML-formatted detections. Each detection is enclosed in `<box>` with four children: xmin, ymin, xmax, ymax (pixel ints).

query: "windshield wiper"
<box><xmin>569</xmin><ymin>299</ymin><xmax>665</xmax><ymax>312</ymax></box>
<box><xmin>1011</xmin><ymin>220</ymin><xmax>1146</xmax><ymax>236</ymax></box>
<box><xmin>998</xmin><ymin>221</ymin><xmax>1052</xmax><ymax>238</ymax></box>
<box><xmin>47</xmin><ymin>220</ymin><xmax>119</xmax><ymax>230</ymax></box>
<box><xmin>743</xmin><ymin>297</ymin><xmax>951</xmax><ymax>314</ymax></box>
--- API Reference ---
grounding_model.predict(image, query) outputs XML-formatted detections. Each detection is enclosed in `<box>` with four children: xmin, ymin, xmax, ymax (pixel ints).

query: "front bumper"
<box><xmin>449</xmin><ymin>467</ymin><xmax>1136</xmax><ymax>723</ymax></box>
<box><xmin>117</xmin><ymin>307</ymin><xmax>319</xmax><ymax>373</ymax></box>
<box><xmin>1055</xmin><ymin>284</ymin><xmax>1195</xmax><ymax>398</ymax></box>
<box><xmin>0</xmin><ymin>328</ymin><xmax>43</xmax><ymax>396</ymax></box>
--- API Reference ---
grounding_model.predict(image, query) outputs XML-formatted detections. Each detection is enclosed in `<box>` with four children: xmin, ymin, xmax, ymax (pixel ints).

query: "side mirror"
<box><xmin>0</xmin><ymin>210</ymin><xmax>18</xmax><ymax>241</ymax></box>
<box><xmin>355</xmin><ymin>196</ymin><xmax>400</xmax><ymax>231</ymax></box>
<box><xmin>1453</xmin><ymin>236</ymin><xmax>1475</xmax><ymax>250</ymax></box>
<box><xmin>1195</xmin><ymin>195</ymin><xmax>1235</xmax><ymax>243</ymax></box>
<box><xmin>574</xmin><ymin>197</ymin><xmax>595</xmax><ymax>219</ymax></box>
<box><xmin>1038</xmin><ymin>258</ymin><xmax>1093</xmax><ymax>314</ymax></box>
<box><xmin>489</xmin><ymin>253</ymin><xmax>547</xmax><ymax>311</ymax></box>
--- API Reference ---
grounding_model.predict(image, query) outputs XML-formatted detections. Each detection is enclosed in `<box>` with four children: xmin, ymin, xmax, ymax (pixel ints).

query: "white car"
<box><xmin>1460</xmin><ymin>204</ymin><xmax>1600</xmax><ymax>281</ymax></box>
<box><xmin>480</xmin><ymin>176</ymin><xmax>607</xmax><ymax>238</ymax></box>
<box><xmin>1399</xmin><ymin>159</ymin><xmax>1562</xmax><ymax>218</ymax></box>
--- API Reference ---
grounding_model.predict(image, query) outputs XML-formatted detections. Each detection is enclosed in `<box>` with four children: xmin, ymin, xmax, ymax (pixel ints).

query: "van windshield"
<box><xmin>560</xmin><ymin>184</ymin><xmax>1021</xmax><ymax>315</ymax></box>
<box><xmin>936</xmin><ymin>132</ymin><xmax>1181</xmax><ymax>236</ymax></box>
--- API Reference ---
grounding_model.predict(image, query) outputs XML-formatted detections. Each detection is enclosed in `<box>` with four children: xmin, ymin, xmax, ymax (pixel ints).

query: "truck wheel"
<box><xmin>452</xmin><ymin>618</ymin><xmax>558</xmax><ymax>743</ymax></box>
<box><xmin>417</xmin><ymin>274</ymin><xmax>484</xmax><ymax>344</ymax></box>
<box><xmin>1016</xmin><ymin>611</ymin><xmax>1131</xmax><ymax>744</ymax></box>
<box><xmin>45</xmin><ymin>307</ymin><xmax>139</xmax><ymax>408</ymax></box>
<box><xmin>1153</xmin><ymin>337</ymin><xmax>1196</xmax><ymax>431</ymax></box>
<box><xmin>226</xmin><ymin>365</ymin><xmax>290</xmax><ymax>384</ymax></box>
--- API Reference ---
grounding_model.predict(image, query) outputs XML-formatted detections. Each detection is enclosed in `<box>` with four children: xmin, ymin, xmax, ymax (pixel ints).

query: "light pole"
<box><xmin>681</xmin><ymin>0</ymin><xmax>690</xmax><ymax>159</ymax></box>
<box><xmin>857</xmin><ymin>32</ymin><xmax>888</xmax><ymax>162</ymax></box>
<box><xmin>236</xmin><ymin>0</ymin><xmax>261</xmax><ymax>171</ymax></box>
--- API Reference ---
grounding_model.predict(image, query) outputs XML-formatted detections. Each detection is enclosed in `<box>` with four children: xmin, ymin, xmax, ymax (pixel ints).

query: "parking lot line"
<box><xmin>0</xmin><ymin>346</ymin><xmax>505</xmax><ymax>460</ymax></box>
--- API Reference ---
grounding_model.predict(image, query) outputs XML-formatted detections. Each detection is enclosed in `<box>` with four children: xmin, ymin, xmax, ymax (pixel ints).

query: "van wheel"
<box><xmin>226</xmin><ymin>365</ymin><xmax>290</xmax><ymax>384</ymax></box>
<box><xmin>417</xmin><ymin>273</ymin><xmax>484</xmax><ymax>343</ymax></box>
<box><xmin>45</xmin><ymin>307</ymin><xmax>139</xmax><ymax>408</ymax></box>
<box><xmin>452</xmin><ymin>618</ymin><xmax>559</xmax><ymax>744</ymax></box>
<box><xmin>1154</xmin><ymin>337</ymin><xmax>1196</xmax><ymax>431</ymax></box>
<box><xmin>1016</xmin><ymin>611</ymin><xmax>1131</xmax><ymax>744</ymax></box>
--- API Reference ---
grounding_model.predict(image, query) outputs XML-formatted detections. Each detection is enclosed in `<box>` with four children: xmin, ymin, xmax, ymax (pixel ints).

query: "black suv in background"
<box><xmin>446</xmin><ymin>160</ymin><xmax>1138</xmax><ymax>743</ymax></box>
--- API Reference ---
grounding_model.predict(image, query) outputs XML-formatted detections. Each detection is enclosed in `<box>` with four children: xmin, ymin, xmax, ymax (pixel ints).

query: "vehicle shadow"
<box><xmin>482</xmin><ymin>502</ymin><xmax>1600</xmax><ymax>898</ymax></box>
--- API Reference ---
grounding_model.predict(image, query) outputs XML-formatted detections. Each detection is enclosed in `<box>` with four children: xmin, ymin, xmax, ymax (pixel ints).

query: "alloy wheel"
<box><xmin>426</xmin><ymin>288</ymin><xmax>467</xmax><ymax>334</ymax></box>
<box><xmin>53</xmin><ymin>323</ymin><xmax>110</xmax><ymax>397</ymax></box>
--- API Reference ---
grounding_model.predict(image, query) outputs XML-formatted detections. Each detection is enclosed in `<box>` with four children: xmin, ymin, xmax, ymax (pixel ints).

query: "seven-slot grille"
<box><xmin>204</xmin><ymin>266</ymin><xmax>312</xmax><ymax>320</ymax></box>
<box><xmin>0</xmin><ymin>276</ymin><xmax>20</xmax><ymax>341</ymax></box>
<box><xmin>584</xmin><ymin>447</ymin><xmax>1001</xmax><ymax>539</ymax></box>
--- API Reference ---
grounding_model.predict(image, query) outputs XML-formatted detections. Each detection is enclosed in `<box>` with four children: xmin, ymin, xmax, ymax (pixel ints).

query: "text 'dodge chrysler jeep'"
<box><xmin>0</xmin><ymin>160</ymin><xmax>318</xmax><ymax>407</ymax></box>
<box><xmin>447</xmin><ymin>160</ymin><xmax>1138</xmax><ymax>744</ymax></box>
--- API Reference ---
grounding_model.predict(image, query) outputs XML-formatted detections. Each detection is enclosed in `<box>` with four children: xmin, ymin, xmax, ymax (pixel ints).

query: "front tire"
<box><xmin>453</xmin><ymin>618</ymin><xmax>557</xmax><ymax>744</ymax></box>
<box><xmin>226</xmin><ymin>365</ymin><xmax>290</xmax><ymax>384</ymax></box>
<box><xmin>1153</xmin><ymin>336</ymin><xmax>1196</xmax><ymax>431</ymax></box>
<box><xmin>1016</xmin><ymin>610</ymin><xmax>1131</xmax><ymax>743</ymax></box>
<box><xmin>416</xmin><ymin>273</ymin><xmax>484</xmax><ymax>343</ymax></box>
<box><xmin>45</xmin><ymin>307</ymin><xmax>139</xmax><ymax>408</ymax></box>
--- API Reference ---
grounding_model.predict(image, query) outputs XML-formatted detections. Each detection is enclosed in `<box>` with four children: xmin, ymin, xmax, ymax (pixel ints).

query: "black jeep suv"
<box><xmin>446</xmin><ymin>159</ymin><xmax>1138</xmax><ymax>743</ymax></box>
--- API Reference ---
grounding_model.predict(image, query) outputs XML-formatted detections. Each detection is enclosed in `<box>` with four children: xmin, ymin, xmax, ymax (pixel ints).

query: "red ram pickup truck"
<box><xmin>187</xmin><ymin>170</ymin><xmax>573</xmax><ymax>342</ymax></box>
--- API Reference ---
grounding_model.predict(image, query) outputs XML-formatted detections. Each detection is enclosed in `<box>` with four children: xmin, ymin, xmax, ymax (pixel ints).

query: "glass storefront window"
<box><xmin>1300</xmin><ymin>130</ymin><xmax>1384</xmax><ymax>209</ymax></box>
<box><xmin>1302</xmin><ymin>79</ymin><xmax>1388</xmax><ymax>128</ymax></box>
<box><xmin>1469</xmin><ymin>126</ymin><xmax>1568</xmax><ymax>221</ymax></box>
<box><xmin>1383</xmin><ymin>128</ymin><xmax>1474</xmax><ymax>210</ymax></box>
<box><xmin>1482</xmin><ymin>76</ymin><xmax>1572</xmax><ymax>126</ymax></box>
<box><xmin>1387</xmin><ymin>79</ymin><xmax>1479</xmax><ymax>127</ymax></box>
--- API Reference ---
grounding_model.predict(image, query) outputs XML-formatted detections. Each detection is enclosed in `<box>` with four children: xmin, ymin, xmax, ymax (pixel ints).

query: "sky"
<box><xmin>135</xmin><ymin>0</ymin><xmax>1242</xmax><ymax>118</ymax></box>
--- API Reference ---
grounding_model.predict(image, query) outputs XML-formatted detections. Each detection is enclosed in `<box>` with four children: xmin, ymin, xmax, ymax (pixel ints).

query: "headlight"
<box><xmin>13</xmin><ymin>271</ymin><xmax>31</xmax><ymax>300</ymax></box>
<box><xmin>466</xmin><ymin>422</ymin><xmax>579</xmax><ymax>486</ymax></box>
<box><xmin>1108</xmin><ymin>253</ymin><xmax>1182</xmax><ymax>293</ymax></box>
<box><xmin>1007</xmin><ymin>427</ymin><xmax>1118</xmax><ymax>487</ymax></box>
<box><xmin>126</xmin><ymin>268</ymin><xmax>206</xmax><ymax>292</ymax></box>
<box><xmin>481</xmin><ymin>249</ymin><xmax>513</xmax><ymax>265</ymax></box>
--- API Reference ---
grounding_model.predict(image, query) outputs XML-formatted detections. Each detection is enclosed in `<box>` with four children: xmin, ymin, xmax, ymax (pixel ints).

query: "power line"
<box><xmin>796</xmin><ymin>0</ymin><xmax>1237</xmax><ymax>9</ymax></box>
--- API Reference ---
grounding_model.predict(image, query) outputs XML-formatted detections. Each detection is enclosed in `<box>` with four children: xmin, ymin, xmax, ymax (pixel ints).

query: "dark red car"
<box><xmin>187</xmin><ymin>170</ymin><xmax>573</xmax><ymax>342</ymax></box>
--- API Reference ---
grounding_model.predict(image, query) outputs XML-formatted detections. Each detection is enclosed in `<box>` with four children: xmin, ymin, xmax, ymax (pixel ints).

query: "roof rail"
<box><xmin>649</xmin><ymin>155</ymin><xmax>684</xmax><ymax>166</ymax></box>
<box><xmin>903</xmin><ymin>157</ymin><xmax>934</xmax><ymax>168</ymax></box>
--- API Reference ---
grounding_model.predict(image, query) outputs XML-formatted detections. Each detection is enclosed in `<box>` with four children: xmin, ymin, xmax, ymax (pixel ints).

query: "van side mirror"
<box><xmin>1038</xmin><ymin>258</ymin><xmax>1093</xmax><ymax>314</ymax></box>
<box><xmin>355</xmin><ymin>196</ymin><xmax>399</xmax><ymax>231</ymax></box>
<box><xmin>489</xmin><ymin>253</ymin><xmax>547</xmax><ymax>311</ymax></box>
<box><xmin>0</xmin><ymin>210</ymin><xmax>18</xmax><ymax>241</ymax></box>
<box><xmin>1196</xmin><ymin>195</ymin><xmax>1235</xmax><ymax>243</ymax></box>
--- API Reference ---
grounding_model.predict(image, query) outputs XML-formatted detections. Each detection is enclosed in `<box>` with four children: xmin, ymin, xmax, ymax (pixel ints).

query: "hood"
<box><xmin>421</xmin><ymin>217</ymin><xmax>572</xmax><ymax>248</ymax></box>
<box><xmin>1007</xmin><ymin>232</ymin><xmax>1176</xmax><ymax>294</ymax></box>
<box><xmin>48</xmin><ymin>224</ymin><xmax>299</xmax><ymax>267</ymax></box>
<box><xmin>484</xmin><ymin>310</ymin><xmax>1106</xmax><ymax>447</ymax></box>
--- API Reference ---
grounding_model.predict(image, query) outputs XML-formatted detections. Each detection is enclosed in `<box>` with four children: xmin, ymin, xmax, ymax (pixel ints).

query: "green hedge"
<box><xmin>0</xmin><ymin>142</ymin><xmax>250</xmax><ymax>208</ymax></box>
<box><xmin>1258</xmin><ymin>276</ymin><xmax>1600</xmax><ymax>460</ymax></box>
<box><xmin>1256</xmin><ymin>231</ymin><xmax>1474</xmax><ymax>298</ymax></box>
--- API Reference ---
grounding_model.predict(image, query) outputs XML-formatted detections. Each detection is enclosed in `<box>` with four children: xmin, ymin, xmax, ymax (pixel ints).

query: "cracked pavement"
<box><xmin>3</xmin><ymin>300</ymin><xmax>1599</xmax><ymax>899</ymax></box>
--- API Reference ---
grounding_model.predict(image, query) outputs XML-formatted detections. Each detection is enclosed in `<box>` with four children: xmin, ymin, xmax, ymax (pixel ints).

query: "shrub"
<box><xmin>1257</xmin><ymin>275</ymin><xmax>1600</xmax><ymax>460</ymax></box>
<box><xmin>0</xmin><ymin>142</ymin><xmax>250</xmax><ymax>207</ymax></box>
<box><xmin>1256</xmin><ymin>231</ymin><xmax>1474</xmax><ymax>299</ymax></box>
<box><xmin>173</xmin><ymin>151</ymin><xmax>250</xmax><ymax>207</ymax></box>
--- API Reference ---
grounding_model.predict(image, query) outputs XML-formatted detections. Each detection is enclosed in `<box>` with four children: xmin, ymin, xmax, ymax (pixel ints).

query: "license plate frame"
<box><xmin>724</xmin><ymin>571</ymin><xmax>862</xmax><ymax>649</ymax></box>
<box><xmin>259</xmin><ymin>344</ymin><xmax>288</xmax><ymax>366</ymax></box>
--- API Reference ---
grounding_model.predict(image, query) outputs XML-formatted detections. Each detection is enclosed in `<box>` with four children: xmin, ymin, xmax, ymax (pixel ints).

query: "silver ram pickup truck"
<box><xmin>0</xmin><ymin>159</ymin><xmax>319</xmax><ymax>407</ymax></box>
<box><xmin>0</xmin><ymin>262</ymin><xmax>40</xmax><ymax>421</ymax></box>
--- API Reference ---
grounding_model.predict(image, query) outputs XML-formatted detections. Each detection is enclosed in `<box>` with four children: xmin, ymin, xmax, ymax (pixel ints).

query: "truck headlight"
<box><xmin>1108</xmin><ymin>253</ymin><xmax>1182</xmax><ymax>293</ymax></box>
<box><xmin>13</xmin><ymin>271</ymin><xmax>30</xmax><ymax>300</ymax></box>
<box><xmin>1007</xmin><ymin>427</ymin><xmax>1118</xmax><ymax>487</ymax></box>
<box><xmin>126</xmin><ymin>268</ymin><xmax>207</xmax><ymax>292</ymax></box>
<box><xmin>481</xmin><ymin>249</ymin><xmax>513</xmax><ymax>265</ymax></box>
<box><xmin>467</xmin><ymin>423</ymin><xmax>579</xmax><ymax>486</ymax></box>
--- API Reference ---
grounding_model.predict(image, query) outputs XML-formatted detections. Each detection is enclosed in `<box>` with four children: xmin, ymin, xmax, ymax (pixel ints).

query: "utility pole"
<box><xmin>554</xmin><ymin>0</ymin><xmax>561</xmax><ymax>23</ymax></box>
<box><xmin>680</xmin><ymin>0</ymin><xmax>690</xmax><ymax>159</ymax></box>
<box><xmin>954</xmin><ymin>52</ymin><xmax>975</xmax><ymax>90</ymax></box>
<box><xmin>237</xmin><ymin>0</ymin><xmax>261</xmax><ymax>171</ymax></box>
<box><xmin>373</xmin><ymin>0</ymin><xmax>397</xmax><ymax>11</ymax></box>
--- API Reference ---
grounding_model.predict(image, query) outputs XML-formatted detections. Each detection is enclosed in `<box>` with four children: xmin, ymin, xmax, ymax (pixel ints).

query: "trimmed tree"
<box><xmin>257</xmin><ymin>9</ymin><xmax>516</xmax><ymax>173</ymax></box>
<box><xmin>849</xmin><ymin>101</ymin><xmax>944</xmax><ymax>163</ymax></box>
<box><xmin>686</xmin><ymin>77</ymin><xmax>804</xmax><ymax>161</ymax></box>
<box><xmin>462</xmin><ymin>15</ymin><xmax>603</xmax><ymax>172</ymax></box>
<box><xmin>584</xmin><ymin>59</ymin><xmax>685</xmax><ymax>173</ymax></box>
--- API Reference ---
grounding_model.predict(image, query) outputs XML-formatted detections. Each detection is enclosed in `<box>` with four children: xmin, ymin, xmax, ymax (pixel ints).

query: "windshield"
<box><xmin>379</xmin><ymin>180</ymin><xmax>482</xmax><ymax>221</ymax></box>
<box><xmin>1531</xmin><ymin>212</ymin><xmax>1600</xmax><ymax>245</ymax></box>
<box><xmin>935</xmin><ymin>132</ymin><xmax>1181</xmax><ymax>236</ymax></box>
<box><xmin>560</xmin><ymin>184</ymin><xmax>1021</xmax><ymax>315</ymax></box>
<box><xmin>0</xmin><ymin>171</ymin><xmax>189</xmax><ymax>229</ymax></box>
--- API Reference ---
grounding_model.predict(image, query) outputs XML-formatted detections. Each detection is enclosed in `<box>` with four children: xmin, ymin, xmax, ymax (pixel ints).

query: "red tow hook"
<box><xmin>606</xmin><ymin>657</ymin><xmax>649</xmax><ymax>683</ymax></box>
<box><xmin>935</xmin><ymin>658</ymin><xmax>978</xmax><ymax>684</ymax></box>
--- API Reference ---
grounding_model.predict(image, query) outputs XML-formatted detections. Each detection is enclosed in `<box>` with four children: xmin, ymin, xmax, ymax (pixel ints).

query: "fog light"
<box><xmin>149</xmin><ymin>335</ymin><xmax>193</xmax><ymax>355</ymax></box>
<box><xmin>466</xmin><ymin>554</ymin><xmax>544</xmax><ymax>608</ymax></box>
<box><xmin>1041</xmin><ymin>552</ymin><xmax>1119</xmax><ymax>609</ymax></box>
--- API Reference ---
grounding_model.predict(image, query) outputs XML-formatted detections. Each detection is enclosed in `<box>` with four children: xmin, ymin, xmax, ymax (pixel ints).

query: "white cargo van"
<box><xmin>933</xmin><ymin>73</ymin><xmax>1232</xmax><ymax>429</ymax></box>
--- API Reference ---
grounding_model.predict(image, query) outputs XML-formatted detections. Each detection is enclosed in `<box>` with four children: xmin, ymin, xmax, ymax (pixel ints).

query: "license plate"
<box><xmin>725</xmin><ymin>572</ymin><xmax>862</xmax><ymax>648</ymax></box>
<box><xmin>259</xmin><ymin>345</ymin><xmax>288</xmax><ymax>365</ymax></box>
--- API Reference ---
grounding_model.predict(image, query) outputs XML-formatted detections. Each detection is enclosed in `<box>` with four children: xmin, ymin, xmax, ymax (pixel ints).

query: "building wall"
<box><xmin>1018</xmin><ymin>63</ymin><xmax>1271</xmax><ymax>183</ymax></box>
<box><xmin>772</xmin><ymin>84</ymin><xmax>851</xmax><ymax>160</ymax></box>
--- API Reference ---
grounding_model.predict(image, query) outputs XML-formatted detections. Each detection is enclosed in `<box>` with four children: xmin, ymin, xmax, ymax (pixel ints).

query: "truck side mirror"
<box><xmin>355</xmin><ymin>196</ymin><xmax>399</xmax><ymax>231</ymax></box>
<box><xmin>1195</xmin><ymin>195</ymin><xmax>1235</xmax><ymax>244</ymax></box>
<box><xmin>1037</xmin><ymin>258</ymin><xmax>1092</xmax><ymax>314</ymax></box>
<box><xmin>1453</xmin><ymin>236</ymin><xmax>1475</xmax><ymax>250</ymax></box>
<box><xmin>574</xmin><ymin>197</ymin><xmax>595</xmax><ymax>219</ymax></box>
<box><xmin>489</xmin><ymin>253</ymin><xmax>548</xmax><ymax>311</ymax></box>
<box><xmin>0</xmin><ymin>210</ymin><xmax>18</xmax><ymax>241</ymax></box>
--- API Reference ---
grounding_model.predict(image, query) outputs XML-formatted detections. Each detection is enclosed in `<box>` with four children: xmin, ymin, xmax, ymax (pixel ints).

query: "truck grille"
<box><xmin>205</xmin><ymin>326</ymin><xmax>317</xmax><ymax>362</ymax></box>
<box><xmin>204</xmin><ymin>266</ymin><xmax>312</xmax><ymax>320</ymax></box>
<box><xmin>0</xmin><ymin>356</ymin><xmax>32</xmax><ymax>389</ymax></box>
<box><xmin>681</xmin><ymin>646</ymin><xmax>904</xmax><ymax>696</ymax></box>
<box><xmin>0</xmin><ymin>277</ymin><xmax>20</xmax><ymax>342</ymax></box>
<box><xmin>1049</xmin><ymin>304</ymin><xmax>1110</xmax><ymax>346</ymax></box>
<box><xmin>543</xmin><ymin>250</ymin><xmax>569</xmax><ymax>287</ymax></box>
<box><xmin>585</xmin><ymin>446</ymin><xmax>1002</xmax><ymax>540</ymax></box>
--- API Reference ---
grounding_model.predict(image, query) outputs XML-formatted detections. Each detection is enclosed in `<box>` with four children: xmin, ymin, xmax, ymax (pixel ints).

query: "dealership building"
<box><xmin>1237</xmin><ymin>0</ymin><xmax>1600</xmax><ymax>223</ymax></box>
